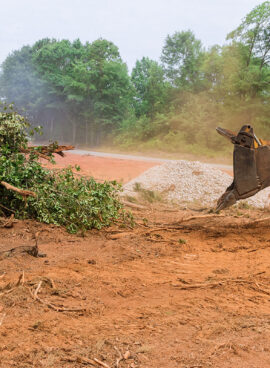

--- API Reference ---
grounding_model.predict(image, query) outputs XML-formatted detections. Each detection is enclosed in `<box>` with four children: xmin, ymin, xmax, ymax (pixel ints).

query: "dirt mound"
<box><xmin>123</xmin><ymin>160</ymin><xmax>270</xmax><ymax>208</ymax></box>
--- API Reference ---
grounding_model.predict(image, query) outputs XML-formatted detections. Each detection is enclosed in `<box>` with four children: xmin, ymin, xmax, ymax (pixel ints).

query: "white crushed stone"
<box><xmin>123</xmin><ymin>160</ymin><xmax>270</xmax><ymax>209</ymax></box>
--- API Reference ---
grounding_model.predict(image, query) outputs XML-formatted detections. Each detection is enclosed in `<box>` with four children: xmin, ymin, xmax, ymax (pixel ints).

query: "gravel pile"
<box><xmin>123</xmin><ymin>160</ymin><xmax>270</xmax><ymax>209</ymax></box>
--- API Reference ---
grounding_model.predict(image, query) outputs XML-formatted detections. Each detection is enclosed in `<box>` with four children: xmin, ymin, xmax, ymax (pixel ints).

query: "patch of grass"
<box><xmin>133</xmin><ymin>182</ymin><xmax>142</xmax><ymax>192</ymax></box>
<box><xmin>237</xmin><ymin>201</ymin><xmax>251</xmax><ymax>210</ymax></box>
<box><xmin>125</xmin><ymin>195</ymin><xmax>137</xmax><ymax>203</ymax></box>
<box><xmin>178</xmin><ymin>238</ymin><xmax>187</xmax><ymax>244</ymax></box>
<box><xmin>133</xmin><ymin>182</ymin><xmax>163</xmax><ymax>203</ymax></box>
<box><xmin>142</xmin><ymin>217</ymin><xmax>149</xmax><ymax>226</ymax></box>
<box><xmin>114</xmin><ymin>130</ymin><xmax>232</xmax><ymax>160</ymax></box>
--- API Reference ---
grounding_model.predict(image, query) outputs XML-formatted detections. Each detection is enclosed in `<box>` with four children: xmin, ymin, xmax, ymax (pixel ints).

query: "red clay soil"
<box><xmin>0</xmin><ymin>154</ymin><xmax>267</xmax><ymax>367</ymax></box>
<box><xmin>43</xmin><ymin>152</ymin><xmax>159</xmax><ymax>183</ymax></box>
<box><xmin>0</xmin><ymin>205</ymin><xmax>270</xmax><ymax>368</ymax></box>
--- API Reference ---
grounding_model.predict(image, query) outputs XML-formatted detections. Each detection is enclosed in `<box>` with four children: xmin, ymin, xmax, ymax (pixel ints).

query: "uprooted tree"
<box><xmin>0</xmin><ymin>104</ymin><xmax>127</xmax><ymax>233</ymax></box>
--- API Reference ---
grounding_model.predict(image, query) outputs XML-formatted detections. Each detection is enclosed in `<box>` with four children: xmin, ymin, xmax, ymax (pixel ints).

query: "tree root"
<box><xmin>28</xmin><ymin>285</ymin><xmax>86</xmax><ymax>313</ymax></box>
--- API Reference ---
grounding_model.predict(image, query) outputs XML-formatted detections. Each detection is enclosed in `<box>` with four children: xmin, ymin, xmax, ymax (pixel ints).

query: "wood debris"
<box><xmin>0</xmin><ymin>244</ymin><xmax>39</xmax><ymax>260</ymax></box>
<box><xmin>21</xmin><ymin>144</ymin><xmax>74</xmax><ymax>158</ymax></box>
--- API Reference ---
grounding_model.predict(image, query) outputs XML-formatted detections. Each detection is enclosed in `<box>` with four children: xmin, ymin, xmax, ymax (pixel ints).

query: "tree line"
<box><xmin>0</xmin><ymin>1</ymin><xmax>270</xmax><ymax>156</ymax></box>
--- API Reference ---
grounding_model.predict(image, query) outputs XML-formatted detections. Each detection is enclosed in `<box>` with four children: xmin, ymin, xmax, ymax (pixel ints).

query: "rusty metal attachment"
<box><xmin>215</xmin><ymin>125</ymin><xmax>270</xmax><ymax>211</ymax></box>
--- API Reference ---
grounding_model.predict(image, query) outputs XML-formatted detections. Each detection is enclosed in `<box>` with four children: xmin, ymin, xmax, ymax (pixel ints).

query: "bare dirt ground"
<box><xmin>0</xmin><ymin>154</ymin><xmax>269</xmax><ymax>368</ymax></box>
<box><xmin>43</xmin><ymin>152</ymin><xmax>159</xmax><ymax>183</ymax></box>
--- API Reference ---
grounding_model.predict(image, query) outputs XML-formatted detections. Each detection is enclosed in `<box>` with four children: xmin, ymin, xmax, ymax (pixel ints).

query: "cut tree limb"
<box><xmin>0</xmin><ymin>181</ymin><xmax>36</xmax><ymax>197</ymax></box>
<box><xmin>94</xmin><ymin>358</ymin><xmax>111</xmax><ymax>368</ymax></box>
<box><xmin>20</xmin><ymin>148</ymin><xmax>51</xmax><ymax>161</ymax></box>
<box><xmin>22</xmin><ymin>144</ymin><xmax>74</xmax><ymax>158</ymax></box>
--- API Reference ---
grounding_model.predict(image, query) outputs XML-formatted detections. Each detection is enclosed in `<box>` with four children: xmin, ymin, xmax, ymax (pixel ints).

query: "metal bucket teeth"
<box><xmin>216</xmin><ymin>127</ymin><xmax>236</xmax><ymax>142</ymax></box>
<box><xmin>215</xmin><ymin>190</ymin><xmax>237</xmax><ymax>212</ymax></box>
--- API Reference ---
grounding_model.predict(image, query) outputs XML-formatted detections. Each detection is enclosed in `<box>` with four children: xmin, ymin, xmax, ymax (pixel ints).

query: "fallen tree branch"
<box><xmin>94</xmin><ymin>358</ymin><xmax>111</xmax><ymax>368</ymax></box>
<box><xmin>28</xmin><ymin>287</ymin><xmax>86</xmax><ymax>313</ymax></box>
<box><xmin>20</xmin><ymin>148</ymin><xmax>51</xmax><ymax>161</ymax></box>
<box><xmin>177</xmin><ymin>213</ymin><xmax>226</xmax><ymax>224</ymax></box>
<box><xmin>37</xmin><ymin>144</ymin><xmax>74</xmax><ymax>154</ymax></box>
<box><xmin>250</xmin><ymin>283</ymin><xmax>270</xmax><ymax>296</ymax></box>
<box><xmin>114</xmin><ymin>346</ymin><xmax>123</xmax><ymax>368</ymax></box>
<box><xmin>0</xmin><ymin>313</ymin><xmax>6</xmax><ymax>327</ymax></box>
<box><xmin>242</xmin><ymin>216</ymin><xmax>270</xmax><ymax>228</ymax></box>
<box><xmin>0</xmin><ymin>181</ymin><xmax>36</xmax><ymax>198</ymax></box>
<box><xmin>0</xmin><ymin>204</ymin><xmax>15</xmax><ymax>213</ymax></box>
<box><xmin>15</xmin><ymin>273</ymin><xmax>24</xmax><ymax>286</ymax></box>
<box><xmin>61</xmin><ymin>356</ymin><xmax>96</xmax><ymax>366</ymax></box>
<box><xmin>21</xmin><ymin>144</ymin><xmax>74</xmax><ymax>158</ymax></box>
<box><xmin>172</xmin><ymin>278</ymin><xmax>253</xmax><ymax>290</ymax></box>
<box><xmin>34</xmin><ymin>281</ymin><xmax>42</xmax><ymax>299</ymax></box>
<box><xmin>62</xmin><ymin>355</ymin><xmax>113</xmax><ymax>368</ymax></box>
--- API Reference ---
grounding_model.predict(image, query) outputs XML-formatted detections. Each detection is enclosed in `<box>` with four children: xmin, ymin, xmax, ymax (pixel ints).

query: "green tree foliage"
<box><xmin>228</xmin><ymin>1</ymin><xmax>270</xmax><ymax>68</ymax></box>
<box><xmin>161</xmin><ymin>30</ymin><xmax>204</xmax><ymax>90</ymax></box>
<box><xmin>117</xmin><ymin>3</ymin><xmax>270</xmax><ymax>157</ymax></box>
<box><xmin>83</xmin><ymin>39</ymin><xmax>133</xmax><ymax>125</ymax></box>
<box><xmin>131</xmin><ymin>57</ymin><xmax>170</xmax><ymax>118</ymax></box>
<box><xmin>1</xmin><ymin>2</ymin><xmax>270</xmax><ymax>158</ymax></box>
<box><xmin>227</xmin><ymin>1</ymin><xmax>270</xmax><ymax>97</ymax></box>
<box><xmin>32</xmin><ymin>38</ymin><xmax>133</xmax><ymax>144</ymax></box>
<box><xmin>0</xmin><ymin>38</ymin><xmax>132</xmax><ymax>146</ymax></box>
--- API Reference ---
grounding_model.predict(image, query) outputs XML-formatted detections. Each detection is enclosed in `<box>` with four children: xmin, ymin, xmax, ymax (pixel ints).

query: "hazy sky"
<box><xmin>0</xmin><ymin>0</ymin><xmax>264</xmax><ymax>71</ymax></box>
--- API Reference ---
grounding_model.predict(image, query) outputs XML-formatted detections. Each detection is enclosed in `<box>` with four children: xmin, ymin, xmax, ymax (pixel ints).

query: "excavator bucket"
<box><xmin>215</xmin><ymin>125</ymin><xmax>270</xmax><ymax>211</ymax></box>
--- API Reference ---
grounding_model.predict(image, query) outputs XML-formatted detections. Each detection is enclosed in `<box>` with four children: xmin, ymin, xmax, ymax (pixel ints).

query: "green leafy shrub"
<box><xmin>0</xmin><ymin>105</ymin><xmax>126</xmax><ymax>233</ymax></box>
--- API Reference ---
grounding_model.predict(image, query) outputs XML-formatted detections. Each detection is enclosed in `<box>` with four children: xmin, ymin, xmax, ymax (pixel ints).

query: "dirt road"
<box><xmin>0</xmin><ymin>206</ymin><xmax>270</xmax><ymax>368</ymax></box>
<box><xmin>71</xmin><ymin>149</ymin><xmax>233</xmax><ymax>170</ymax></box>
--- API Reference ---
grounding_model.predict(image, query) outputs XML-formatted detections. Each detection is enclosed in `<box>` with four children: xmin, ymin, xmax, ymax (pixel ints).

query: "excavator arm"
<box><xmin>215</xmin><ymin>125</ymin><xmax>270</xmax><ymax>211</ymax></box>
